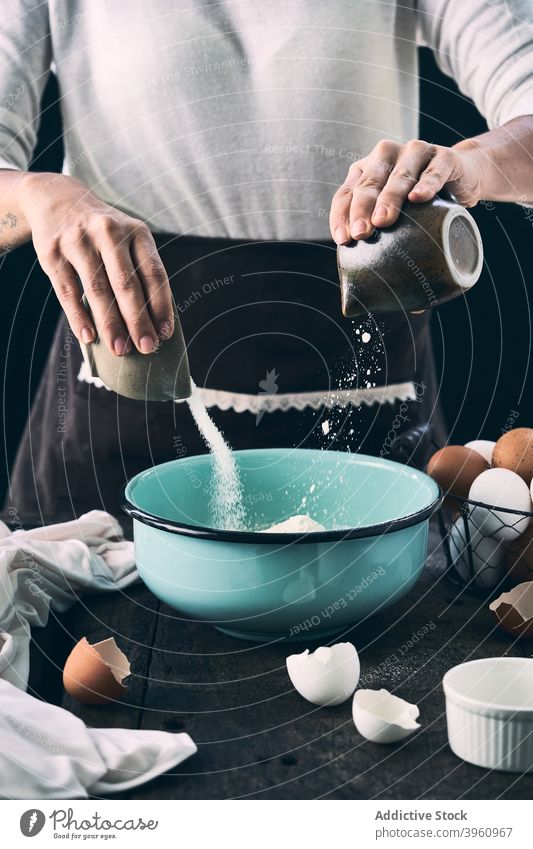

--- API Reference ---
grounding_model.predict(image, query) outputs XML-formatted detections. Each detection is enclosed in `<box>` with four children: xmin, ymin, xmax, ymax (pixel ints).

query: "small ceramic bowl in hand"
<box><xmin>337</xmin><ymin>197</ymin><xmax>483</xmax><ymax>317</ymax></box>
<box><xmin>122</xmin><ymin>448</ymin><xmax>440</xmax><ymax>642</ymax></box>
<box><xmin>443</xmin><ymin>657</ymin><xmax>533</xmax><ymax>772</ymax></box>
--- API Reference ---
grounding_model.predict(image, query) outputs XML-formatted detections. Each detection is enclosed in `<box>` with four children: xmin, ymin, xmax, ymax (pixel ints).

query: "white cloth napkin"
<box><xmin>0</xmin><ymin>510</ymin><xmax>197</xmax><ymax>798</ymax></box>
<box><xmin>0</xmin><ymin>680</ymin><xmax>197</xmax><ymax>799</ymax></box>
<box><xmin>0</xmin><ymin>511</ymin><xmax>137</xmax><ymax>688</ymax></box>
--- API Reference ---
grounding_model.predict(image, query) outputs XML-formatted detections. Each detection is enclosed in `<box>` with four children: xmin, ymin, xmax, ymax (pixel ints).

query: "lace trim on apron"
<box><xmin>198</xmin><ymin>383</ymin><xmax>417</xmax><ymax>412</ymax></box>
<box><xmin>77</xmin><ymin>361</ymin><xmax>416</xmax><ymax>412</ymax></box>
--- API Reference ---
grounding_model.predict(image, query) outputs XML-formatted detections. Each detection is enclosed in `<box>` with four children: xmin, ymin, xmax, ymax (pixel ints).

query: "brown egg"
<box><xmin>505</xmin><ymin>524</ymin><xmax>533</xmax><ymax>585</ymax></box>
<box><xmin>63</xmin><ymin>637</ymin><xmax>131</xmax><ymax>705</ymax></box>
<box><xmin>489</xmin><ymin>582</ymin><xmax>533</xmax><ymax>639</ymax></box>
<box><xmin>492</xmin><ymin>428</ymin><xmax>533</xmax><ymax>484</ymax></box>
<box><xmin>426</xmin><ymin>446</ymin><xmax>489</xmax><ymax>508</ymax></box>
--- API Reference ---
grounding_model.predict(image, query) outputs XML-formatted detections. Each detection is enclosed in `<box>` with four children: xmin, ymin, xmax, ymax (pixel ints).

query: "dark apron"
<box><xmin>6</xmin><ymin>235</ymin><xmax>446</xmax><ymax>521</ymax></box>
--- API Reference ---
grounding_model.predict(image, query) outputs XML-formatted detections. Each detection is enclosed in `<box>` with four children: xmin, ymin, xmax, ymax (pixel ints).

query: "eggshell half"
<box><xmin>63</xmin><ymin>637</ymin><xmax>131</xmax><ymax>705</ymax></box>
<box><xmin>286</xmin><ymin>642</ymin><xmax>360</xmax><ymax>706</ymax></box>
<box><xmin>489</xmin><ymin>582</ymin><xmax>533</xmax><ymax>639</ymax></box>
<box><xmin>468</xmin><ymin>468</ymin><xmax>532</xmax><ymax>541</ymax></box>
<box><xmin>464</xmin><ymin>440</ymin><xmax>495</xmax><ymax>465</ymax></box>
<box><xmin>492</xmin><ymin>428</ymin><xmax>533</xmax><ymax>484</ymax></box>
<box><xmin>352</xmin><ymin>689</ymin><xmax>420</xmax><ymax>744</ymax></box>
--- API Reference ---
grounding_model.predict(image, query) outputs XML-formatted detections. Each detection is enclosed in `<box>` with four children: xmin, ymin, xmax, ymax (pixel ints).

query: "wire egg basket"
<box><xmin>438</xmin><ymin>494</ymin><xmax>533</xmax><ymax>594</ymax></box>
<box><xmin>388</xmin><ymin>423</ymin><xmax>533</xmax><ymax>595</ymax></box>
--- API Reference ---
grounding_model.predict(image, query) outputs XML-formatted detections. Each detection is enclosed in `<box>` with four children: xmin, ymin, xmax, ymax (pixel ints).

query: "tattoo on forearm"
<box><xmin>0</xmin><ymin>212</ymin><xmax>17</xmax><ymax>230</ymax></box>
<box><xmin>1</xmin><ymin>84</ymin><xmax>24</xmax><ymax>115</ymax></box>
<box><xmin>0</xmin><ymin>211</ymin><xmax>19</xmax><ymax>254</ymax></box>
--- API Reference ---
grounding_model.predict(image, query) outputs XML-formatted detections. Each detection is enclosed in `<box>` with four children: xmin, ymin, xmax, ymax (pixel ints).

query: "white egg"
<box><xmin>468</xmin><ymin>468</ymin><xmax>532</xmax><ymax>541</ymax></box>
<box><xmin>286</xmin><ymin>642</ymin><xmax>360</xmax><ymax>706</ymax></box>
<box><xmin>465</xmin><ymin>440</ymin><xmax>495</xmax><ymax>465</ymax></box>
<box><xmin>448</xmin><ymin>518</ymin><xmax>506</xmax><ymax>589</ymax></box>
<box><xmin>352</xmin><ymin>689</ymin><xmax>420</xmax><ymax>744</ymax></box>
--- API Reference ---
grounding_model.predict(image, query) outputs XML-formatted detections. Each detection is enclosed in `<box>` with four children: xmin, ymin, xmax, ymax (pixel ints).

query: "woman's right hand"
<box><xmin>20</xmin><ymin>172</ymin><xmax>174</xmax><ymax>355</ymax></box>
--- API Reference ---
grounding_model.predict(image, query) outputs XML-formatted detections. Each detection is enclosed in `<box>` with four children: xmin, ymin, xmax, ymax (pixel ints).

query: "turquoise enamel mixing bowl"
<box><xmin>122</xmin><ymin>449</ymin><xmax>440</xmax><ymax>642</ymax></box>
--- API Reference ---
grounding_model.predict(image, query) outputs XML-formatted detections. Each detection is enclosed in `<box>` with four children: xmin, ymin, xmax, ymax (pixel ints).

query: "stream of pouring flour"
<box><xmin>184</xmin><ymin>381</ymin><xmax>247</xmax><ymax>531</ymax></box>
<box><xmin>176</xmin><ymin>321</ymin><xmax>378</xmax><ymax>532</ymax></box>
<box><xmin>182</xmin><ymin>383</ymin><xmax>325</xmax><ymax>533</ymax></box>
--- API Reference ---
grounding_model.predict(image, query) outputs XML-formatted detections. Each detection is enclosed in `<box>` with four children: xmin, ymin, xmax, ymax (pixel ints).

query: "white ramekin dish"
<box><xmin>443</xmin><ymin>657</ymin><xmax>533</xmax><ymax>773</ymax></box>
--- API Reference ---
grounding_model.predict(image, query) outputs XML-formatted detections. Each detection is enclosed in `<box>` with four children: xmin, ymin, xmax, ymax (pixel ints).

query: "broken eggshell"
<box><xmin>286</xmin><ymin>642</ymin><xmax>360</xmax><ymax>706</ymax></box>
<box><xmin>352</xmin><ymin>688</ymin><xmax>420</xmax><ymax>744</ymax></box>
<box><xmin>489</xmin><ymin>582</ymin><xmax>533</xmax><ymax>639</ymax></box>
<box><xmin>63</xmin><ymin>637</ymin><xmax>131</xmax><ymax>705</ymax></box>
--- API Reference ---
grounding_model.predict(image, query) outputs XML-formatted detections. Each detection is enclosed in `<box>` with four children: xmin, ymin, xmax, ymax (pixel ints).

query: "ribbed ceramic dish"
<box><xmin>443</xmin><ymin>657</ymin><xmax>533</xmax><ymax>773</ymax></box>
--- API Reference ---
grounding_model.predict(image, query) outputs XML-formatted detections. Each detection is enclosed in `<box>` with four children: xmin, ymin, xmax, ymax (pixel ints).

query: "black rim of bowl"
<box><xmin>121</xmin><ymin>484</ymin><xmax>442</xmax><ymax>544</ymax></box>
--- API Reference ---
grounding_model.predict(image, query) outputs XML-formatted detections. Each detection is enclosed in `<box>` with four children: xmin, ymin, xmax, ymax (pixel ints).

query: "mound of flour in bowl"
<box><xmin>261</xmin><ymin>515</ymin><xmax>326</xmax><ymax>533</ymax></box>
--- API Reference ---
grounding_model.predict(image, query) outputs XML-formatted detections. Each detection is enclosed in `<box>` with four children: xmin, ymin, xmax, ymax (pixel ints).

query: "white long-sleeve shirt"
<box><xmin>1</xmin><ymin>0</ymin><xmax>533</xmax><ymax>240</ymax></box>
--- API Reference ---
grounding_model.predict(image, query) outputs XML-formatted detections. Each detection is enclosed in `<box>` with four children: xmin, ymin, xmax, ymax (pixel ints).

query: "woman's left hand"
<box><xmin>329</xmin><ymin>138</ymin><xmax>485</xmax><ymax>244</ymax></box>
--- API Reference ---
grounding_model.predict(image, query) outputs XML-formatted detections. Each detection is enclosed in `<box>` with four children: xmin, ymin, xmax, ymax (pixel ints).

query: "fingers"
<box><xmin>408</xmin><ymin>149</ymin><xmax>455</xmax><ymax>203</ymax></box>
<box><xmin>372</xmin><ymin>141</ymin><xmax>435</xmax><ymax>227</ymax></box>
<box><xmin>42</xmin><ymin>250</ymin><xmax>96</xmax><ymax>344</ymax></box>
<box><xmin>330</xmin><ymin>140</ymin><xmax>400</xmax><ymax>243</ymax></box>
<box><xmin>61</xmin><ymin>217</ymin><xmax>168</xmax><ymax>356</ymax></box>
<box><xmin>330</xmin><ymin>178</ymin><xmax>359</xmax><ymax>245</ymax></box>
<box><xmin>348</xmin><ymin>141</ymin><xmax>400</xmax><ymax>238</ymax></box>
<box><xmin>63</xmin><ymin>236</ymin><xmax>131</xmax><ymax>356</ymax></box>
<box><xmin>130</xmin><ymin>230</ymin><xmax>174</xmax><ymax>340</ymax></box>
<box><xmin>330</xmin><ymin>139</ymin><xmax>466</xmax><ymax>244</ymax></box>
<box><xmin>30</xmin><ymin>178</ymin><xmax>173</xmax><ymax>356</ymax></box>
<box><xmin>98</xmin><ymin>228</ymin><xmax>159</xmax><ymax>355</ymax></box>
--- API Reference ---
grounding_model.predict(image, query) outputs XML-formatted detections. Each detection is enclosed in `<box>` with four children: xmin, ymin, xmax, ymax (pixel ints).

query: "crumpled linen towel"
<box><xmin>0</xmin><ymin>510</ymin><xmax>137</xmax><ymax>688</ymax></box>
<box><xmin>0</xmin><ymin>680</ymin><xmax>197</xmax><ymax>799</ymax></box>
<box><xmin>0</xmin><ymin>510</ymin><xmax>197</xmax><ymax>798</ymax></box>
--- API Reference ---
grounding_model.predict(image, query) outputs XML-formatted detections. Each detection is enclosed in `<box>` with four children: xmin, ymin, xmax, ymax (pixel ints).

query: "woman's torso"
<box><xmin>50</xmin><ymin>0</ymin><xmax>419</xmax><ymax>239</ymax></box>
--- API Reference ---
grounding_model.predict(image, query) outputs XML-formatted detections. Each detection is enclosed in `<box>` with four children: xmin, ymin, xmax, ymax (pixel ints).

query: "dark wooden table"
<box><xmin>23</xmin><ymin>519</ymin><xmax>533</xmax><ymax>800</ymax></box>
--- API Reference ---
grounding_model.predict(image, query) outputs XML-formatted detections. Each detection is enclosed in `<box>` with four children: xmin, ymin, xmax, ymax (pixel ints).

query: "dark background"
<box><xmin>1</xmin><ymin>50</ymin><xmax>532</xmax><ymax>503</ymax></box>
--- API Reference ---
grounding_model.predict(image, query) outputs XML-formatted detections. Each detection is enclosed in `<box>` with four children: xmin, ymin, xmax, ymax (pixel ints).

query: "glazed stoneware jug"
<box><xmin>79</xmin><ymin>295</ymin><xmax>191</xmax><ymax>401</ymax></box>
<box><xmin>337</xmin><ymin>196</ymin><xmax>483</xmax><ymax>317</ymax></box>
